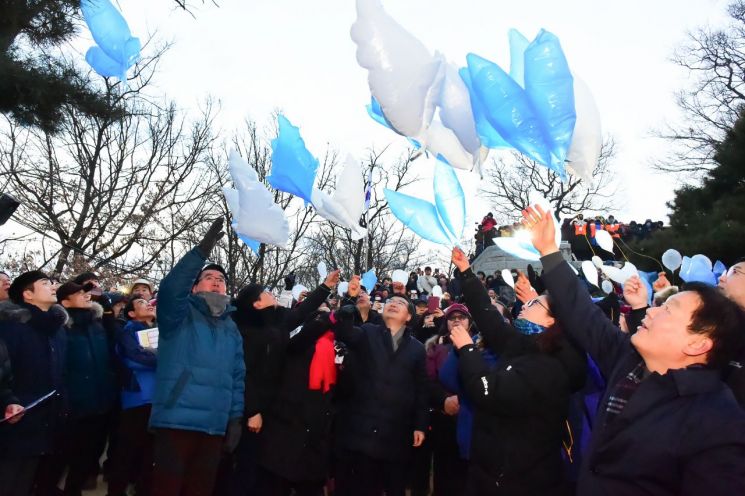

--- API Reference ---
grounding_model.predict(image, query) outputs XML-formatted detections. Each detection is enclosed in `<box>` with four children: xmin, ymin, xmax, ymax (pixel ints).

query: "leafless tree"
<box><xmin>479</xmin><ymin>138</ymin><xmax>618</xmax><ymax>223</ymax></box>
<box><xmin>302</xmin><ymin>147</ymin><xmax>427</xmax><ymax>283</ymax></box>
<box><xmin>655</xmin><ymin>0</ymin><xmax>745</xmax><ymax>174</ymax></box>
<box><xmin>0</xmin><ymin>47</ymin><xmax>222</xmax><ymax>278</ymax></box>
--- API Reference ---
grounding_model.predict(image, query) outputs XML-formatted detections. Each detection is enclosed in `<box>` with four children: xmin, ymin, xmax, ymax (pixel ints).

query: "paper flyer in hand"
<box><xmin>137</xmin><ymin>328</ymin><xmax>159</xmax><ymax>349</ymax></box>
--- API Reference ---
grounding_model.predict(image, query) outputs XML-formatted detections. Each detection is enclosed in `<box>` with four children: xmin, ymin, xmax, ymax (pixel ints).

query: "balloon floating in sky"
<box><xmin>269</xmin><ymin>115</ymin><xmax>367</xmax><ymax>239</ymax></box>
<box><xmin>351</xmin><ymin>0</ymin><xmax>485</xmax><ymax>173</ymax></box>
<box><xmin>351</xmin><ymin>2</ymin><xmax>602</xmax><ymax>182</ymax></box>
<box><xmin>361</xmin><ymin>269</ymin><xmax>378</xmax><ymax>291</ymax></box>
<box><xmin>81</xmin><ymin>0</ymin><xmax>141</xmax><ymax>80</ymax></box>
<box><xmin>384</xmin><ymin>161</ymin><xmax>466</xmax><ymax>246</ymax></box>
<box><xmin>680</xmin><ymin>253</ymin><xmax>718</xmax><ymax>286</ymax></box>
<box><xmin>223</xmin><ymin>151</ymin><xmax>290</xmax><ymax>252</ymax></box>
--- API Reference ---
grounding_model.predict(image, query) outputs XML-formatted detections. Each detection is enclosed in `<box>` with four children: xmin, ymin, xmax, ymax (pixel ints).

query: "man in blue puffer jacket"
<box><xmin>149</xmin><ymin>218</ymin><xmax>245</xmax><ymax>496</ymax></box>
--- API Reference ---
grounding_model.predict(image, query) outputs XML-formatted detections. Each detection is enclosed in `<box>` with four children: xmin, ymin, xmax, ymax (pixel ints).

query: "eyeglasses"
<box><xmin>726</xmin><ymin>266</ymin><xmax>744</xmax><ymax>278</ymax></box>
<box><xmin>386</xmin><ymin>298</ymin><xmax>409</xmax><ymax>307</ymax></box>
<box><xmin>525</xmin><ymin>298</ymin><xmax>549</xmax><ymax>312</ymax></box>
<box><xmin>199</xmin><ymin>274</ymin><xmax>226</xmax><ymax>284</ymax></box>
<box><xmin>447</xmin><ymin>314</ymin><xmax>469</xmax><ymax>322</ymax></box>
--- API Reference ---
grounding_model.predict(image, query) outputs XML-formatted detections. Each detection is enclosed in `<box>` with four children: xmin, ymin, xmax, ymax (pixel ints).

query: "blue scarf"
<box><xmin>513</xmin><ymin>318</ymin><xmax>547</xmax><ymax>335</ymax></box>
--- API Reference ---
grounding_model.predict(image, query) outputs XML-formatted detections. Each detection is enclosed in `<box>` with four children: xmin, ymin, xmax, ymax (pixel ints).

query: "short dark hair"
<box><xmin>124</xmin><ymin>296</ymin><xmax>148</xmax><ymax>318</ymax></box>
<box><xmin>73</xmin><ymin>271</ymin><xmax>99</xmax><ymax>285</ymax></box>
<box><xmin>683</xmin><ymin>282</ymin><xmax>745</xmax><ymax>369</ymax></box>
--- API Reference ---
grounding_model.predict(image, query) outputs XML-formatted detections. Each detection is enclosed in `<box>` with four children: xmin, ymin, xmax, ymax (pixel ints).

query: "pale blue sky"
<box><xmin>81</xmin><ymin>0</ymin><xmax>731</xmax><ymax>225</ymax></box>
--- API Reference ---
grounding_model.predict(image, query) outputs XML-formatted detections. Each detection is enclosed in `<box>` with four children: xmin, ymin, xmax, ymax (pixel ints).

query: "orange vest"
<box><xmin>574</xmin><ymin>224</ymin><xmax>587</xmax><ymax>236</ymax></box>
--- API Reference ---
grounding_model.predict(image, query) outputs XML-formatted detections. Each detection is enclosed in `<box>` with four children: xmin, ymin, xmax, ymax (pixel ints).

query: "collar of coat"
<box><xmin>64</xmin><ymin>302</ymin><xmax>104</xmax><ymax>328</ymax></box>
<box><xmin>188</xmin><ymin>293</ymin><xmax>236</xmax><ymax>320</ymax></box>
<box><xmin>666</xmin><ymin>366</ymin><xmax>726</xmax><ymax>396</ymax></box>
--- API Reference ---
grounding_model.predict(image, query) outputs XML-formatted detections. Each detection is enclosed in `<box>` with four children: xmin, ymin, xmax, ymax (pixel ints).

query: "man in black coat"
<box><xmin>333</xmin><ymin>284</ymin><xmax>429</xmax><ymax>496</ymax></box>
<box><xmin>0</xmin><ymin>271</ymin><xmax>68</xmax><ymax>496</ymax></box>
<box><xmin>523</xmin><ymin>204</ymin><xmax>745</xmax><ymax>495</ymax></box>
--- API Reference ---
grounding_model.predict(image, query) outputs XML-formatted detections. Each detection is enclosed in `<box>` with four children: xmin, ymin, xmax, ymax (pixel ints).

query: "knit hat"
<box><xmin>194</xmin><ymin>263</ymin><xmax>228</xmax><ymax>286</ymax></box>
<box><xmin>444</xmin><ymin>302</ymin><xmax>472</xmax><ymax>320</ymax></box>
<box><xmin>8</xmin><ymin>270</ymin><xmax>50</xmax><ymax>304</ymax></box>
<box><xmin>235</xmin><ymin>283</ymin><xmax>264</xmax><ymax>309</ymax></box>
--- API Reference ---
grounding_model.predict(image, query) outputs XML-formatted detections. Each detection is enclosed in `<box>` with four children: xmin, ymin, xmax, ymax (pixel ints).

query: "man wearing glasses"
<box><xmin>149</xmin><ymin>219</ymin><xmax>245</xmax><ymax>496</ymax></box>
<box><xmin>333</xmin><ymin>282</ymin><xmax>429</xmax><ymax>496</ymax></box>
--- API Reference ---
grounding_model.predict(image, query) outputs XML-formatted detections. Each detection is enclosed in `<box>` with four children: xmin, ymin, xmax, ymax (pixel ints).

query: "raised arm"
<box><xmin>283</xmin><ymin>270</ymin><xmax>338</xmax><ymax>331</ymax></box>
<box><xmin>522</xmin><ymin>205</ymin><xmax>631</xmax><ymax>377</ymax></box>
<box><xmin>452</xmin><ymin>247</ymin><xmax>521</xmax><ymax>354</ymax></box>
<box><xmin>157</xmin><ymin>219</ymin><xmax>224</xmax><ymax>338</ymax></box>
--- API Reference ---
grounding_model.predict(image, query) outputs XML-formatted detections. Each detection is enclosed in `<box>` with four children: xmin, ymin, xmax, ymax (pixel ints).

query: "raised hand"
<box><xmin>347</xmin><ymin>275</ymin><xmax>361</xmax><ymax>297</ymax></box>
<box><xmin>521</xmin><ymin>205</ymin><xmax>558</xmax><ymax>256</ymax></box>
<box><xmin>197</xmin><ymin>218</ymin><xmax>225</xmax><ymax>256</ymax></box>
<box><xmin>653</xmin><ymin>272</ymin><xmax>671</xmax><ymax>292</ymax></box>
<box><xmin>451</xmin><ymin>246</ymin><xmax>470</xmax><ymax>273</ymax></box>
<box><xmin>515</xmin><ymin>270</ymin><xmax>538</xmax><ymax>304</ymax></box>
<box><xmin>623</xmin><ymin>275</ymin><xmax>649</xmax><ymax>310</ymax></box>
<box><xmin>324</xmin><ymin>269</ymin><xmax>341</xmax><ymax>289</ymax></box>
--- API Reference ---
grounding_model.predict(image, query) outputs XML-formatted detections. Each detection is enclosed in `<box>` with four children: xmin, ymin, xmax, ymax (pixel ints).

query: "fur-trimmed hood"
<box><xmin>0</xmin><ymin>299</ymin><xmax>69</xmax><ymax>326</ymax></box>
<box><xmin>64</xmin><ymin>302</ymin><xmax>104</xmax><ymax>328</ymax></box>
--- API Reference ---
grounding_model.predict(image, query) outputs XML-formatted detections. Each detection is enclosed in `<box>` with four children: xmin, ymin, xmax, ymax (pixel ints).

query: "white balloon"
<box><xmin>566</xmin><ymin>77</ymin><xmax>602</xmax><ymax>183</ymax></box>
<box><xmin>437</xmin><ymin>62</ymin><xmax>481</xmax><ymax>156</ymax></box>
<box><xmin>225</xmin><ymin>151</ymin><xmax>290</xmax><ymax>247</ymax></box>
<box><xmin>318</xmin><ymin>262</ymin><xmax>328</xmax><ymax>281</ymax></box>
<box><xmin>581</xmin><ymin>260</ymin><xmax>598</xmax><ymax>288</ymax></box>
<box><xmin>661</xmin><ymin>249</ymin><xmax>682</xmax><ymax>271</ymax></box>
<box><xmin>311</xmin><ymin>156</ymin><xmax>367</xmax><ymax>240</ymax></box>
<box><xmin>594</xmin><ymin>230</ymin><xmax>614</xmax><ymax>254</ymax></box>
<box><xmin>592</xmin><ymin>256</ymin><xmax>603</xmax><ymax>268</ymax></box>
<box><xmin>431</xmin><ymin>285</ymin><xmax>443</xmax><ymax>297</ymax></box>
<box><xmin>423</xmin><ymin>120</ymin><xmax>480</xmax><ymax>172</ymax></box>
<box><xmin>599</xmin><ymin>264</ymin><xmax>625</xmax><ymax>285</ymax></box>
<box><xmin>392</xmin><ymin>269</ymin><xmax>408</xmax><ymax>285</ymax></box>
<box><xmin>620</xmin><ymin>261</ymin><xmax>639</xmax><ymax>282</ymax></box>
<box><xmin>338</xmin><ymin>281</ymin><xmax>349</xmax><ymax>296</ymax></box>
<box><xmin>501</xmin><ymin>269</ymin><xmax>515</xmax><ymax>289</ymax></box>
<box><xmin>601</xmin><ymin>280</ymin><xmax>614</xmax><ymax>294</ymax></box>
<box><xmin>351</xmin><ymin>0</ymin><xmax>444</xmax><ymax>138</ymax></box>
<box><xmin>291</xmin><ymin>284</ymin><xmax>308</xmax><ymax>301</ymax></box>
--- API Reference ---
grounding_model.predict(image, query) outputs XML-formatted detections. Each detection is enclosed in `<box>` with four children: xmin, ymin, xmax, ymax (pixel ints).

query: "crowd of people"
<box><xmin>1</xmin><ymin>213</ymin><xmax>745</xmax><ymax>496</ymax></box>
<box><xmin>474</xmin><ymin>211</ymin><xmax>667</xmax><ymax>260</ymax></box>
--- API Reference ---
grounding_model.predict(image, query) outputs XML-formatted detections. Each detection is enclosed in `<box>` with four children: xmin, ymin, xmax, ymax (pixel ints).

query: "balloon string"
<box><xmin>611</xmin><ymin>238</ymin><xmax>630</xmax><ymax>262</ymax></box>
<box><xmin>582</xmin><ymin>233</ymin><xmax>597</xmax><ymax>257</ymax></box>
<box><xmin>616</xmin><ymin>237</ymin><xmax>665</xmax><ymax>272</ymax></box>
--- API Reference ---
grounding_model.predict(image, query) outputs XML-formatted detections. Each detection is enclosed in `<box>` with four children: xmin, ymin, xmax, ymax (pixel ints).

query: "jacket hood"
<box><xmin>64</xmin><ymin>302</ymin><xmax>104</xmax><ymax>327</ymax></box>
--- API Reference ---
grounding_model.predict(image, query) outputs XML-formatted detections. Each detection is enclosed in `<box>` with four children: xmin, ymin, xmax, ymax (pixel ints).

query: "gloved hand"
<box><xmin>334</xmin><ymin>304</ymin><xmax>358</xmax><ymax>325</ymax></box>
<box><xmin>284</xmin><ymin>273</ymin><xmax>296</xmax><ymax>291</ymax></box>
<box><xmin>197</xmin><ymin>218</ymin><xmax>225</xmax><ymax>257</ymax></box>
<box><xmin>224</xmin><ymin>417</ymin><xmax>242</xmax><ymax>453</ymax></box>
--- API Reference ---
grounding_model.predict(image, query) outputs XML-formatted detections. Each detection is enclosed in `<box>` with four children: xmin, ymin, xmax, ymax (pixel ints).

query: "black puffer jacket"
<box><xmin>234</xmin><ymin>284</ymin><xmax>332</xmax><ymax>419</ymax></box>
<box><xmin>334</xmin><ymin>318</ymin><xmax>429</xmax><ymax>462</ymax></box>
<box><xmin>256</xmin><ymin>310</ymin><xmax>337</xmax><ymax>482</ymax></box>
<box><xmin>457</xmin><ymin>268</ymin><xmax>586</xmax><ymax>495</ymax></box>
<box><xmin>0</xmin><ymin>301</ymin><xmax>68</xmax><ymax>457</ymax></box>
<box><xmin>0</xmin><ymin>337</ymin><xmax>19</xmax><ymax>412</ymax></box>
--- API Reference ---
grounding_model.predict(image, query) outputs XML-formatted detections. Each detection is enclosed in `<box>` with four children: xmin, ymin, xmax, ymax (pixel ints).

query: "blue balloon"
<box><xmin>361</xmin><ymin>269</ymin><xmax>378</xmax><ymax>292</ymax></box>
<box><xmin>680</xmin><ymin>256</ymin><xmax>717</xmax><ymax>286</ymax></box>
<box><xmin>85</xmin><ymin>46</ymin><xmax>126</xmax><ymax>79</ymax></box>
<box><xmin>269</xmin><ymin>115</ymin><xmax>319</xmax><ymax>204</ymax></box>
<box><xmin>466</xmin><ymin>53</ymin><xmax>553</xmax><ymax>167</ymax></box>
<box><xmin>458</xmin><ymin>68</ymin><xmax>510</xmax><ymax>149</ymax></box>
<box><xmin>523</xmin><ymin>30</ymin><xmax>575</xmax><ymax>172</ymax></box>
<box><xmin>508</xmin><ymin>28</ymin><xmax>531</xmax><ymax>88</ymax></box>
<box><xmin>713</xmin><ymin>260</ymin><xmax>727</xmax><ymax>279</ymax></box>
<box><xmin>384</xmin><ymin>188</ymin><xmax>453</xmax><ymax>245</ymax></box>
<box><xmin>433</xmin><ymin>161</ymin><xmax>466</xmax><ymax>241</ymax></box>
<box><xmin>81</xmin><ymin>0</ymin><xmax>140</xmax><ymax>79</ymax></box>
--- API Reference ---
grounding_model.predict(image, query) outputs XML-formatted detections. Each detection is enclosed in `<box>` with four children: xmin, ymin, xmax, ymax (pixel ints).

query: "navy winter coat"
<box><xmin>541</xmin><ymin>252</ymin><xmax>745</xmax><ymax>496</ymax></box>
<box><xmin>0</xmin><ymin>301</ymin><xmax>67</xmax><ymax>457</ymax></box>
<box><xmin>63</xmin><ymin>303</ymin><xmax>118</xmax><ymax>417</ymax></box>
<box><xmin>149</xmin><ymin>247</ymin><xmax>245</xmax><ymax>436</ymax></box>
<box><xmin>334</xmin><ymin>319</ymin><xmax>429</xmax><ymax>462</ymax></box>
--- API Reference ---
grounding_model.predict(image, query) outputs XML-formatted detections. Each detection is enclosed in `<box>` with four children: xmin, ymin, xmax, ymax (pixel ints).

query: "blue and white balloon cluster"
<box><xmin>81</xmin><ymin>0</ymin><xmax>140</xmax><ymax>81</ymax></box>
<box><xmin>351</xmin><ymin>0</ymin><xmax>602</xmax><ymax>182</ymax></box>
